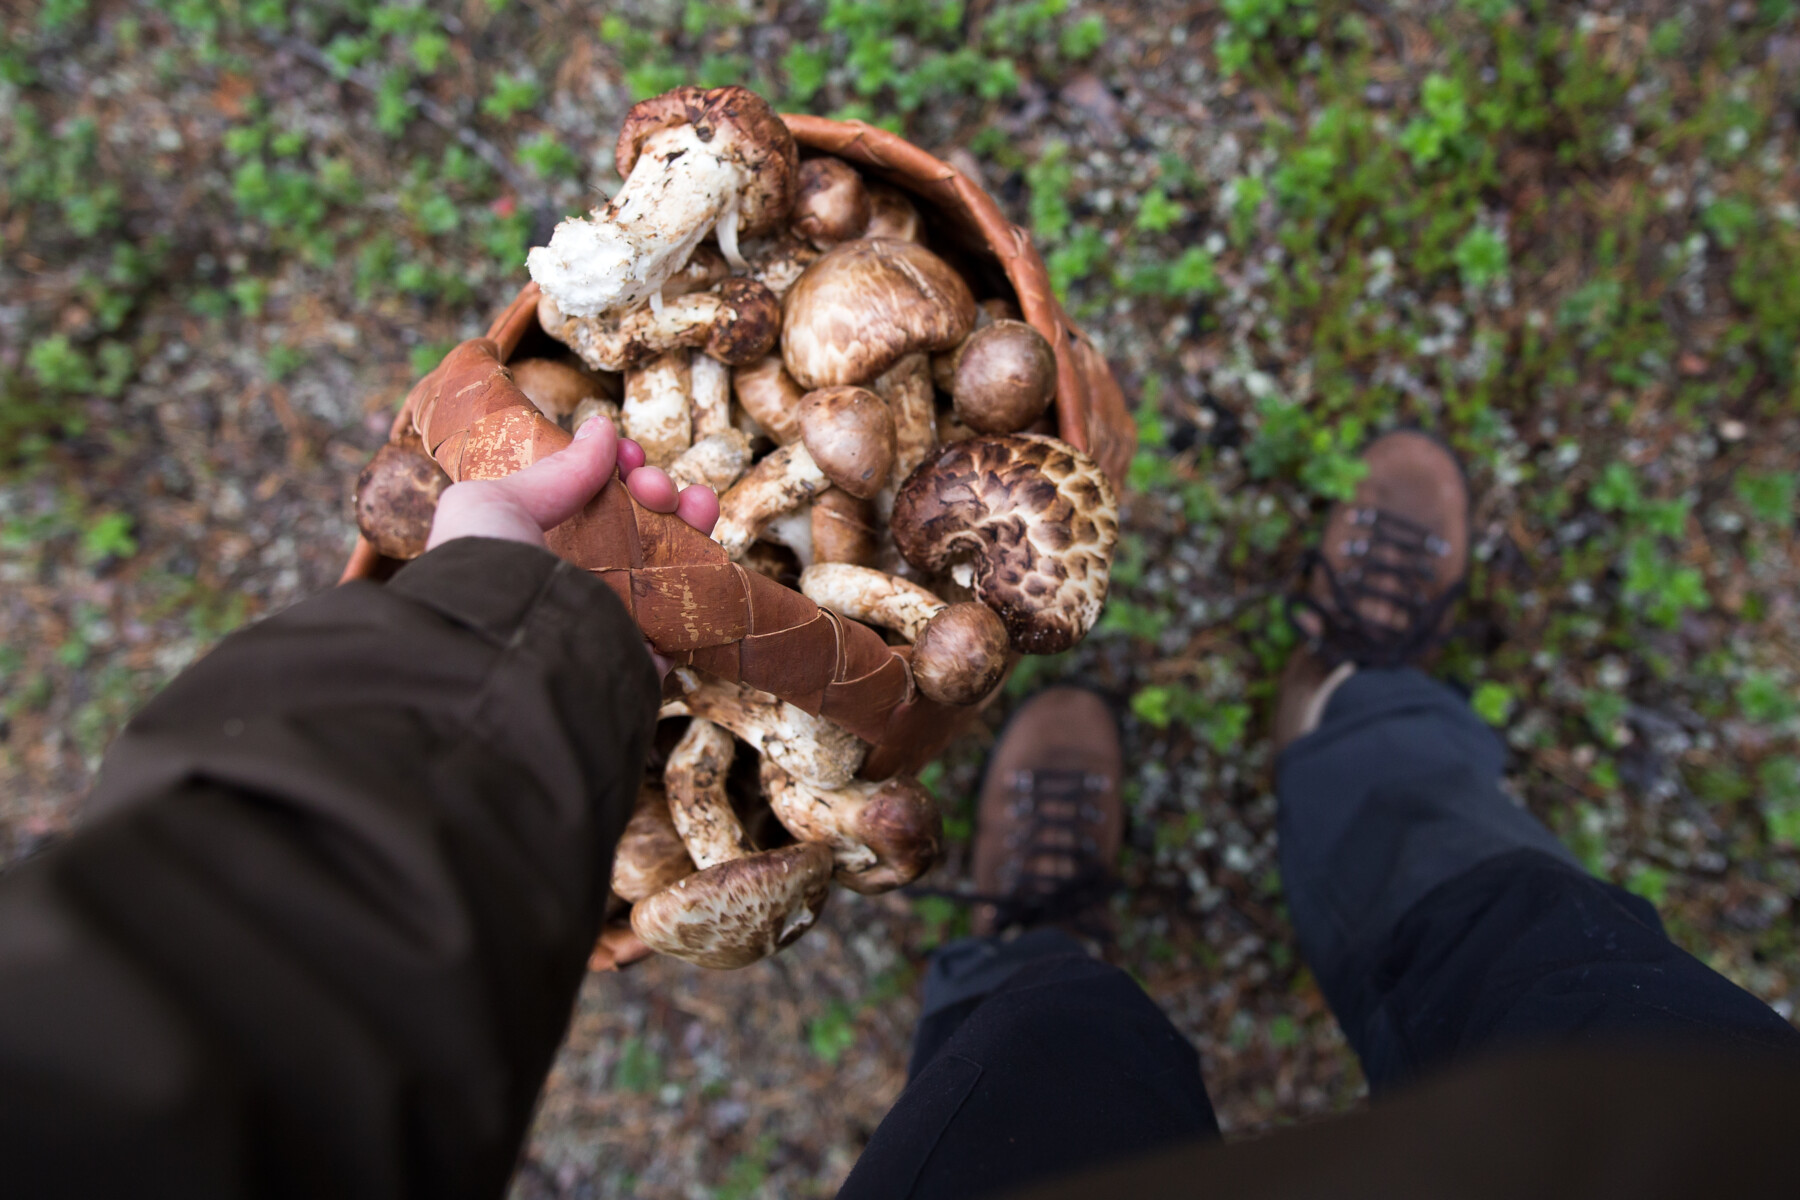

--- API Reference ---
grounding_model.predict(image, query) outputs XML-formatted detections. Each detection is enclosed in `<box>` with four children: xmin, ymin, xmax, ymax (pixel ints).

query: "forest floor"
<box><xmin>6</xmin><ymin>1</ymin><xmax>1800</xmax><ymax>1196</ymax></box>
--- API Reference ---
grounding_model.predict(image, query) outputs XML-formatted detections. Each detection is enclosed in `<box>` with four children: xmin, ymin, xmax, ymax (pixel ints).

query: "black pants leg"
<box><xmin>843</xmin><ymin>668</ymin><xmax>1800</xmax><ymax>1199</ymax></box>
<box><xmin>836</xmin><ymin>930</ymin><xmax>1218</xmax><ymax>1200</ymax></box>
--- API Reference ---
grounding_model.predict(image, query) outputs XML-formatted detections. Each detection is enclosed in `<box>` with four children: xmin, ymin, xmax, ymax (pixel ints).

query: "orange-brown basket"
<box><xmin>340</xmin><ymin>115</ymin><xmax>1136</xmax><ymax>771</ymax></box>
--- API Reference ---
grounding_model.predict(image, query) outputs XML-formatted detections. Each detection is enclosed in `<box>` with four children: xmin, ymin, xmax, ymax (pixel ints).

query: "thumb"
<box><xmin>494</xmin><ymin>416</ymin><xmax>620</xmax><ymax>531</ymax></box>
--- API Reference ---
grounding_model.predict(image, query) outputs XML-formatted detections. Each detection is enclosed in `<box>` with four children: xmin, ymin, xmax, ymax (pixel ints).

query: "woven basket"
<box><xmin>340</xmin><ymin>116</ymin><xmax>1136</xmax><ymax>770</ymax></box>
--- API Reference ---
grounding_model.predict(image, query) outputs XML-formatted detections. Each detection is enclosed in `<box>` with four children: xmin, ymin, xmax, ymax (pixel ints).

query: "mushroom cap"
<box><xmin>759</xmin><ymin>762</ymin><xmax>942</xmax><ymax>895</ymax></box>
<box><xmin>799</xmin><ymin>386</ymin><xmax>897</xmax><ymax>499</ymax></box>
<box><xmin>863</xmin><ymin>180</ymin><xmax>922</xmax><ymax>242</ymax></box>
<box><xmin>791</xmin><ymin>156</ymin><xmax>871</xmax><ymax>249</ymax></box>
<box><xmin>951</xmin><ymin>319</ymin><xmax>1056</xmax><ymax>434</ymax></box>
<box><xmin>507</xmin><ymin>358</ymin><xmax>618</xmax><ymax>419</ymax></box>
<box><xmin>913</xmin><ymin>601</ymin><xmax>1010</xmax><ymax>706</ymax></box>
<box><xmin>810</xmin><ymin>490</ymin><xmax>883</xmax><ymax>566</ymax></box>
<box><xmin>891</xmin><ymin>435</ymin><xmax>1120</xmax><ymax>655</ymax></box>
<box><xmin>731</xmin><ymin>354</ymin><xmax>805</xmax><ymax>444</ymax></box>
<box><xmin>781</xmin><ymin>239</ymin><xmax>976</xmax><ymax>389</ymax></box>
<box><xmin>611</xmin><ymin>786</ymin><xmax>696</xmax><ymax>903</ymax></box>
<box><xmin>629</xmin><ymin>841</ymin><xmax>833</xmax><ymax>968</ymax></box>
<box><xmin>615</xmin><ymin>85</ymin><xmax>799</xmax><ymax>236</ymax></box>
<box><xmin>703</xmin><ymin>277</ymin><xmax>783</xmax><ymax>365</ymax></box>
<box><xmin>355</xmin><ymin>440</ymin><xmax>451</xmax><ymax>560</ymax></box>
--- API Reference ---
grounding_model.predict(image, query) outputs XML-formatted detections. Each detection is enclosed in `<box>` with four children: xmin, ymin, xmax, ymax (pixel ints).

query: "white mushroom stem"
<box><xmin>758</xmin><ymin>505</ymin><xmax>815</xmax><ymax>566</ymax></box>
<box><xmin>622</xmin><ymin>351</ymin><xmax>692</xmax><ymax>468</ymax></box>
<box><xmin>664</xmin><ymin>718</ymin><xmax>752</xmax><ymax>870</ymax></box>
<box><xmin>572</xmin><ymin>395</ymin><xmax>622</xmax><ymax>432</ymax></box>
<box><xmin>799</xmin><ymin>563</ymin><xmax>943</xmax><ymax>642</ymax></box>
<box><xmin>540</xmin><ymin>288</ymin><xmax>765</xmax><ymax>374</ymax></box>
<box><xmin>667</xmin><ymin>429</ymin><xmax>752</xmax><ymax>494</ymax></box>
<box><xmin>689</xmin><ymin>353</ymin><xmax>733</xmax><ymax>438</ymax></box>
<box><xmin>672</xmin><ymin>671</ymin><xmax>865</xmax><ymax>788</ymax></box>
<box><xmin>527</xmin><ymin>123</ymin><xmax>746</xmax><ymax>319</ymax></box>
<box><xmin>712</xmin><ymin>441</ymin><xmax>830</xmax><ymax>558</ymax></box>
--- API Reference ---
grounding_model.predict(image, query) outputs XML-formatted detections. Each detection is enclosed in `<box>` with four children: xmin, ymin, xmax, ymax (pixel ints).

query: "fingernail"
<box><xmin>574</xmin><ymin>416</ymin><xmax>604</xmax><ymax>441</ymax></box>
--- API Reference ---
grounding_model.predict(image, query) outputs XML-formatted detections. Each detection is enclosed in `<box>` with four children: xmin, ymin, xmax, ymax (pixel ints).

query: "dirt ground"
<box><xmin>5</xmin><ymin>1</ymin><xmax>1800</xmax><ymax>1196</ymax></box>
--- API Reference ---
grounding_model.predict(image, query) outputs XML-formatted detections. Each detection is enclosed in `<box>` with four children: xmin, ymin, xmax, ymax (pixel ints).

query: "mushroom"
<box><xmin>355</xmin><ymin>438</ymin><xmax>452</xmax><ymax>560</ymax></box>
<box><xmin>667</xmin><ymin>430</ymin><xmax>753</xmax><ymax>494</ymax></box>
<box><xmin>810</xmin><ymin>490</ymin><xmax>882</xmax><ymax>566</ymax></box>
<box><xmin>507</xmin><ymin>358</ymin><xmax>621</xmax><ymax>426</ymax></box>
<box><xmin>799</xmin><ymin>563</ymin><xmax>1009</xmax><ymax>705</ymax></box>
<box><xmin>933</xmin><ymin>298</ymin><xmax>1025</xmax><ymax>391</ymax></box>
<box><xmin>621</xmin><ymin>351</ymin><xmax>691</xmax><ymax>467</ymax></box>
<box><xmin>791</xmin><ymin>156</ymin><xmax>870</xmax><ymax>250</ymax></box>
<box><xmin>936</xmin><ymin>407</ymin><xmax>979</xmax><ymax>445</ymax></box>
<box><xmin>662</xmin><ymin>245</ymin><xmax>729</xmax><ymax>302</ymax></box>
<box><xmin>689</xmin><ymin>353</ymin><xmax>733</xmax><ymax>438</ymax></box>
<box><xmin>890</xmin><ymin>434</ymin><xmax>1120</xmax><ymax>655</ymax></box>
<box><xmin>731</xmin><ymin>355</ymin><xmax>805</xmax><ymax>444</ymax></box>
<box><xmin>781</xmin><ymin>239</ymin><xmax>976</xmax><ymax>390</ymax></box>
<box><xmin>863</xmin><ymin>180</ymin><xmax>922</xmax><ymax>243</ymax></box>
<box><xmin>949</xmin><ymin>319</ymin><xmax>1056</xmax><ymax>434</ymax></box>
<box><xmin>872</xmin><ymin>352</ymin><xmax>937</xmax><ymax>484</ymax></box>
<box><xmin>757</xmin><ymin>505</ymin><xmax>814</xmax><ymax>567</ymax></box>
<box><xmin>526</xmin><ymin>85</ymin><xmax>798</xmax><ymax>319</ymax></box>
<box><xmin>712</xmin><ymin>385</ymin><xmax>896</xmax><ymax>557</ymax></box>
<box><xmin>539</xmin><ymin>277</ymin><xmax>781</xmax><ymax>373</ymax></box>
<box><xmin>736</xmin><ymin>232</ymin><xmax>822</xmax><ymax>299</ymax></box>
<box><xmin>629</xmin><ymin>840</ymin><xmax>833</xmax><ymax>969</ymax></box>
<box><xmin>610</xmin><ymin>784</ymin><xmax>696</xmax><ymax>903</ymax></box>
<box><xmin>760</xmin><ymin>761</ymin><xmax>941</xmax><ymax>894</ymax></box>
<box><xmin>663</xmin><ymin>718</ymin><xmax>754</xmax><ymax>869</ymax></box>
<box><xmin>671</xmin><ymin>672</ymin><xmax>866</xmax><ymax>788</ymax></box>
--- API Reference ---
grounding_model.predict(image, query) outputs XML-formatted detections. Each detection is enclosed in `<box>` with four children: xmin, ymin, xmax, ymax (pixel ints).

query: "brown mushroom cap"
<box><xmin>863</xmin><ymin>180</ymin><xmax>922</xmax><ymax>242</ymax></box>
<box><xmin>791</xmin><ymin>157</ymin><xmax>871</xmax><ymax>250</ymax></box>
<box><xmin>781</xmin><ymin>239</ymin><xmax>976</xmax><ymax>389</ymax></box>
<box><xmin>891</xmin><ymin>434</ymin><xmax>1120</xmax><ymax>655</ymax></box>
<box><xmin>799</xmin><ymin>385</ymin><xmax>896</xmax><ymax>500</ymax></box>
<box><xmin>615</xmin><ymin>85</ymin><xmax>799</xmax><ymax>236</ymax></box>
<box><xmin>731</xmin><ymin>354</ymin><xmax>805</xmax><ymax>444</ymax></box>
<box><xmin>702</xmin><ymin>277</ymin><xmax>784</xmax><ymax>364</ymax></box>
<box><xmin>507</xmin><ymin>358</ymin><xmax>619</xmax><ymax>420</ymax></box>
<box><xmin>611</xmin><ymin>786</ymin><xmax>696</xmax><ymax>903</ymax></box>
<box><xmin>810</xmin><ymin>489</ymin><xmax>883</xmax><ymax>566</ymax></box>
<box><xmin>951</xmin><ymin>319</ymin><xmax>1056</xmax><ymax>434</ymax></box>
<box><xmin>355</xmin><ymin>440</ymin><xmax>451</xmax><ymax>560</ymax></box>
<box><xmin>629</xmin><ymin>841</ymin><xmax>833</xmax><ymax>968</ymax></box>
<box><xmin>912</xmin><ymin>601</ymin><xmax>1011</xmax><ymax>706</ymax></box>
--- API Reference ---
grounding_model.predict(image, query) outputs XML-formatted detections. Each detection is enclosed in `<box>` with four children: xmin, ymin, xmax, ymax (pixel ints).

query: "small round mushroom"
<box><xmin>799</xmin><ymin>563</ymin><xmax>1009</xmax><ymax>705</ymax></box>
<box><xmin>790</xmin><ymin>157</ymin><xmax>871</xmax><ymax>250</ymax></box>
<box><xmin>611</xmin><ymin>785</ymin><xmax>696</xmax><ymax>903</ymax></box>
<box><xmin>507</xmin><ymin>358</ymin><xmax>620</xmax><ymax>424</ymax></box>
<box><xmin>527</xmin><ymin>85</ymin><xmax>797</xmax><ymax>318</ymax></box>
<box><xmin>671</xmin><ymin>673</ymin><xmax>866</xmax><ymax>788</ymax></box>
<box><xmin>950</xmin><ymin>319</ymin><xmax>1056</xmax><ymax>434</ymax></box>
<box><xmin>712</xmin><ymin>385</ymin><xmax>896</xmax><ymax>555</ymax></box>
<box><xmin>540</xmin><ymin>277</ymin><xmax>781</xmax><ymax>373</ymax></box>
<box><xmin>355</xmin><ymin>439</ymin><xmax>452</xmax><ymax>560</ymax></box>
<box><xmin>890</xmin><ymin>434</ymin><xmax>1120</xmax><ymax>655</ymax></box>
<box><xmin>863</xmin><ymin>180</ymin><xmax>922</xmax><ymax>243</ymax></box>
<box><xmin>621</xmin><ymin>351</ymin><xmax>692</xmax><ymax>468</ymax></box>
<box><xmin>760</xmin><ymin>761</ymin><xmax>942</xmax><ymax>894</ymax></box>
<box><xmin>664</xmin><ymin>718</ymin><xmax>753</xmax><ymax>869</ymax></box>
<box><xmin>731</xmin><ymin>355</ymin><xmax>805</xmax><ymax>444</ymax></box>
<box><xmin>630</xmin><ymin>841</ymin><xmax>834</xmax><ymax>969</ymax></box>
<box><xmin>810</xmin><ymin>490</ymin><xmax>882</xmax><ymax>566</ymax></box>
<box><xmin>781</xmin><ymin>239</ymin><xmax>976</xmax><ymax>390</ymax></box>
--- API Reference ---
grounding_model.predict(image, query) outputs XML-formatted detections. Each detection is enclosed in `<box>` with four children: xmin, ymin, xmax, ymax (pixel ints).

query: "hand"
<box><xmin>426</xmin><ymin>416</ymin><xmax>719</xmax><ymax>551</ymax></box>
<box><xmin>426</xmin><ymin>416</ymin><xmax>721</xmax><ymax>676</ymax></box>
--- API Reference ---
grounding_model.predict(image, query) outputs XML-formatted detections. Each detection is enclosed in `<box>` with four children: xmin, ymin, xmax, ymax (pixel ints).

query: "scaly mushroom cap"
<box><xmin>615</xmin><ymin>86</ymin><xmax>799</xmax><ymax>237</ymax></box>
<box><xmin>791</xmin><ymin>157</ymin><xmax>871</xmax><ymax>249</ymax></box>
<box><xmin>611</xmin><ymin>785</ymin><xmax>696</xmax><ymax>903</ymax></box>
<box><xmin>891</xmin><ymin>435</ymin><xmax>1119</xmax><ymax>655</ymax></box>
<box><xmin>630</xmin><ymin>841</ymin><xmax>833</xmax><ymax>968</ymax></box>
<box><xmin>951</xmin><ymin>319</ymin><xmax>1056</xmax><ymax>434</ymax></box>
<box><xmin>781</xmin><ymin>239</ymin><xmax>976</xmax><ymax>389</ymax></box>
<box><xmin>799</xmin><ymin>386</ymin><xmax>896</xmax><ymax>500</ymax></box>
<box><xmin>913</xmin><ymin>602</ymin><xmax>1010</xmax><ymax>706</ymax></box>
<box><xmin>355</xmin><ymin>439</ymin><xmax>451</xmax><ymax>560</ymax></box>
<box><xmin>760</xmin><ymin>762</ymin><xmax>942</xmax><ymax>895</ymax></box>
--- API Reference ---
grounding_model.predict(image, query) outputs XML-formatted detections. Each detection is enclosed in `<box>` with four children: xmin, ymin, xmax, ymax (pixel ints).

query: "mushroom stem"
<box><xmin>622</xmin><ymin>351</ymin><xmax>692</xmax><ymax>468</ymax></box>
<box><xmin>539</xmin><ymin>278</ymin><xmax>780</xmax><ymax>373</ymax></box>
<box><xmin>667</xmin><ymin>429</ymin><xmax>752</xmax><ymax>494</ymax></box>
<box><xmin>689</xmin><ymin>353</ymin><xmax>733</xmax><ymax>438</ymax></box>
<box><xmin>872</xmin><ymin>352</ymin><xmax>936</xmax><ymax>482</ymax></box>
<box><xmin>760</xmin><ymin>760</ymin><xmax>941</xmax><ymax>894</ymax></box>
<box><xmin>800</xmin><ymin>563</ymin><xmax>1010</xmax><ymax>705</ymax></box>
<box><xmin>674</xmin><ymin>673</ymin><xmax>866</xmax><ymax>788</ymax></box>
<box><xmin>712</xmin><ymin>441</ymin><xmax>830</xmax><ymax>557</ymax></box>
<box><xmin>664</xmin><ymin>718</ymin><xmax>753</xmax><ymax>870</ymax></box>
<box><xmin>758</xmin><ymin>505</ymin><xmax>815</xmax><ymax>567</ymax></box>
<box><xmin>800</xmin><ymin>562</ymin><xmax>944</xmax><ymax>642</ymax></box>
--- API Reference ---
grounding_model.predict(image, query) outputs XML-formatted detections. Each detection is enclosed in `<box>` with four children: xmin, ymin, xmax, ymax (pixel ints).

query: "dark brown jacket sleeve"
<box><xmin>0</xmin><ymin>537</ymin><xmax>660</xmax><ymax>1200</ymax></box>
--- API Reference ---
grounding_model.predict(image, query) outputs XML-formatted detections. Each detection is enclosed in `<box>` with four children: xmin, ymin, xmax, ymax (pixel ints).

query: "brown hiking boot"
<box><xmin>971</xmin><ymin>687</ymin><xmax>1124</xmax><ymax>938</ymax></box>
<box><xmin>1275</xmin><ymin>431</ymin><xmax>1470</xmax><ymax>754</ymax></box>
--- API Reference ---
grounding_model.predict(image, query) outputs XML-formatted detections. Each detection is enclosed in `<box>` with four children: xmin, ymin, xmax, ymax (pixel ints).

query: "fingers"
<box><xmin>625</xmin><ymin>465</ymin><xmax>679</xmax><ymax>513</ymax></box>
<box><xmin>675</xmin><ymin>484</ymin><xmax>720</xmax><ymax>535</ymax></box>
<box><xmin>492</xmin><ymin>415</ymin><xmax>621</xmax><ymax>530</ymax></box>
<box><xmin>617</xmin><ymin>437</ymin><xmax>646</xmax><ymax>474</ymax></box>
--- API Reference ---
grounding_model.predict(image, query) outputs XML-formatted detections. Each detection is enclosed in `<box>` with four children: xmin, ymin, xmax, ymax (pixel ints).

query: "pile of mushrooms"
<box><xmin>354</xmin><ymin>85</ymin><xmax>1119</xmax><ymax>969</ymax></box>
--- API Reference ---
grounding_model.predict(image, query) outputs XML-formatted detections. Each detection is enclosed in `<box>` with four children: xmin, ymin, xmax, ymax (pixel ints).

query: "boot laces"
<box><xmin>1288</xmin><ymin>507</ymin><xmax>1462</xmax><ymax>669</ymax></box>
